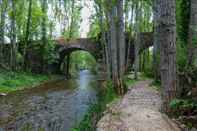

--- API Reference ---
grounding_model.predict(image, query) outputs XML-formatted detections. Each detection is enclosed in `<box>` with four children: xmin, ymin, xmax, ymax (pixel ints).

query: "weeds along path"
<box><xmin>97</xmin><ymin>80</ymin><xmax>180</xmax><ymax>131</ymax></box>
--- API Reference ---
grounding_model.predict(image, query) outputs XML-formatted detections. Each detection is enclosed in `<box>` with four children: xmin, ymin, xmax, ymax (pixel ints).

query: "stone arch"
<box><xmin>54</xmin><ymin>37</ymin><xmax>102</xmax><ymax>73</ymax></box>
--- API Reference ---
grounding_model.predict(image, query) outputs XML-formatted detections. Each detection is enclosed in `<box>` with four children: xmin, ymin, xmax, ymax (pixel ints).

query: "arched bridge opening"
<box><xmin>54</xmin><ymin>38</ymin><xmax>103</xmax><ymax>76</ymax></box>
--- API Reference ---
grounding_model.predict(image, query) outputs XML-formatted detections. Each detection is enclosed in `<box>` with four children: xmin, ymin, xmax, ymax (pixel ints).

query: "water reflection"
<box><xmin>0</xmin><ymin>70</ymin><xmax>98</xmax><ymax>131</ymax></box>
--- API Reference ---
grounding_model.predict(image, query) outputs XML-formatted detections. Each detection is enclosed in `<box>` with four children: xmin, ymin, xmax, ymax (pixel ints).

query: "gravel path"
<box><xmin>97</xmin><ymin>80</ymin><xmax>181</xmax><ymax>131</ymax></box>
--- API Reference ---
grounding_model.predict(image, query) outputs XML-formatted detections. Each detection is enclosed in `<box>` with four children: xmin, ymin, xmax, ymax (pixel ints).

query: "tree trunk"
<box><xmin>0</xmin><ymin>0</ymin><xmax>6</xmax><ymax>65</ymax></box>
<box><xmin>117</xmin><ymin>0</ymin><xmax>125</xmax><ymax>78</ymax></box>
<box><xmin>109</xmin><ymin>1</ymin><xmax>119</xmax><ymax>93</ymax></box>
<box><xmin>69</xmin><ymin>0</ymin><xmax>75</xmax><ymax>39</ymax></box>
<box><xmin>10</xmin><ymin>0</ymin><xmax>17</xmax><ymax>70</ymax></box>
<box><xmin>66</xmin><ymin>54</ymin><xmax>70</xmax><ymax>79</ymax></box>
<box><xmin>41</xmin><ymin>0</ymin><xmax>47</xmax><ymax>72</ymax></box>
<box><xmin>134</xmin><ymin>3</ymin><xmax>141</xmax><ymax>80</ymax></box>
<box><xmin>24</xmin><ymin>0</ymin><xmax>32</xmax><ymax>69</ymax></box>
<box><xmin>157</xmin><ymin>0</ymin><xmax>177</xmax><ymax>113</ymax></box>
<box><xmin>126</xmin><ymin>4</ymin><xmax>134</xmax><ymax>70</ymax></box>
<box><xmin>97</xmin><ymin>1</ymin><xmax>111</xmax><ymax>79</ymax></box>
<box><xmin>153</xmin><ymin>0</ymin><xmax>160</xmax><ymax>81</ymax></box>
<box><xmin>187</xmin><ymin>0</ymin><xmax>197</xmax><ymax>67</ymax></box>
<box><xmin>134</xmin><ymin>33</ymin><xmax>140</xmax><ymax>80</ymax></box>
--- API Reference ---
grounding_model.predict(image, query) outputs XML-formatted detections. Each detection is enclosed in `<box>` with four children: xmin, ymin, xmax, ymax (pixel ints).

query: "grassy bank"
<box><xmin>0</xmin><ymin>71</ymin><xmax>52</xmax><ymax>94</ymax></box>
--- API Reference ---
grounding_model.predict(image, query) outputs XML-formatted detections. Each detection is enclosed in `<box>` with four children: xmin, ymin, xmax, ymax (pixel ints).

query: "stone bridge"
<box><xmin>54</xmin><ymin>37</ymin><xmax>102</xmax><ymax>75</ymax></box>
<box><xmin>55</xmin><ymin>32</ymin><xmax>153</xmax><ymax>63</ymax></box>
<box><xmin>55</xmin><ymin>37</ymin><xmax>102</xmax><ymax>62</ymax></box>
<box><xmin>53</xmin><ymin>32</ymin><xmax>153</xmax><ymax>74</ymax></box>
<box><xmin>22</xmin><ymin>32</ymin><xmax>153</xmax><ymax>73</ymax></box>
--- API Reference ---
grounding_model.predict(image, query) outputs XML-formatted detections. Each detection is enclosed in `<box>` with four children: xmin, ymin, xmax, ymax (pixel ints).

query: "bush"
<box><xmin>170</xmin><ymin>98</ymin><xmax>197</xmax><ymax>116</ymax></box>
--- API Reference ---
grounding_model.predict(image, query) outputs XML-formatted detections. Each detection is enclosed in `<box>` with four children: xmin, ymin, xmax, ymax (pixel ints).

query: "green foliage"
<box><xmin>140</xmin><ymin>49</ymin><xmax>154</xmax><ymax>78</ymax></box>
<box><xmin>70</xmin><ymin>51</ymin><xmax>97</xmax><ymax>75</ymax></box>
<box><xmin>43</xmin><ymin>40</ymin><xmax>59</xmax><ymax>64</ymax></box>
<box><xmin>123</xmin><ymin>75</ymin><xmax>137</xmax><ymax>88</ymax></box>
<box><xmin>150</xmin><ymin>80</ymin><xmax>161</xmax><ymax>91</ymax></box>
<box><xmin>176</xmin><ymin>41</ymin><xmax>188</xmax><ymax>70</ymax></box>
<box><xmin>176</xmin><ymin>0</ymin><xmax>190</xmax><ymax>44</ymax></box>
<box><xmin>0</xmin><ymin>71</ymin><xmax>50</xmax><ymax>93</ymax></box>
<box><xmin>62</xmin><ymin>0</ymin><xmax>82</xmax><ymax>39</ymax></box>
<box><xmin>170</xmin><ymin>99</ymin><xmax>197</xmax><ymax>115</ymax></box>
<box><xmin>87</xmin><ymin>20</ymin><xmax>101</xmax><ymax>38</ymax></box>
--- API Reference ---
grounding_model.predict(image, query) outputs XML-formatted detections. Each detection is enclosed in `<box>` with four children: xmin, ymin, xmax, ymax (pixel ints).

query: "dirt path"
<box><xmin>97</xmin><ymin>80</ymin><xmax>181</xmax><ymax>131</ymax></box>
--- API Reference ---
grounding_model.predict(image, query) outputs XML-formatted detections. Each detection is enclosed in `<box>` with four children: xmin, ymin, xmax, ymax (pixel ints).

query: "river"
<box><xmin>0</xmin><ymin>70</ymin><xmax>98</xmax><ymax>131</ymax></box>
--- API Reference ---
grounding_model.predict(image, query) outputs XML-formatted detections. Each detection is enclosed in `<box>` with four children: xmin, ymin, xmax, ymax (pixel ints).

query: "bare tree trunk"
<box><xmin>10</xmin><ymin>0</ymin><xmax>17</xmax><ymax>70</ymax></box>
<box><xmin>153</xmin><ymin>0</ymin><xmax>160</xmax><ymax>81</ymax></box>
<box><xmin>109</xmin><ymin>1</ymin><xmax>119</xmax><ymax>93</ymax></box>
<box><xmin>69</xmin><ymin>0</ymin><xmax>75</xmax><ymax>39</ymax></box>
<box><xmin>157</xmin><ymin>0</ymin><xmax>177</xmax><ymax>113</ymax></box>
<box><xmin>24</xmin><ymin>0</ymin><xmax>32</xmax><ymax>69</ymax></box>
<box><xmin>106</xmin><ymin>9</ymin><xmax>113</xmax><ymax>79</ymax></box>
<box><xmin>117</xmin><ymin>0</ymin><xmax>125</xmax><ymax>78</ymax></box>
<box><xmin>97</xmin><ymin>2</ymin><xmax>111</xmax><ymax>79</ymax></box>
<box><xmin>66</xmin><ymin>54</ymin><xmax>70</xmax><ymax>78</ymax></box>
<box><xmin>126</xmin><ymin>4</ymin><xmax>134</xmax><ymax>70</ymax></box>
<box><xmin>0</xmin><ymin>0</ymin><xmax>6</xmax><ymax>65</ymax></box>
<box><xmin>41</xmin><ymin>0</ymin><xmax>47</xmax><ymax>72</ymax></box>
<box><xmin>134</xmin><ymin>3</ymin><xmax>141</xmax><ymax>80</ymax></box>
<box><xmin>107</xmin><ymin>23</ymin><xmax>112</xmax><ymax>78</ymax></box>
<box><xmin>187</xmin><ymin>0</ymin><xmax>197</xmax><ymax>67</ymax></box>
<box><xmin>134</xmin><ymin>33</ymin><xmax>140</xmax><ymax>80</ymax></box>
<box><xmin>116</xmin><ymin>0</ymin><xmax>125</xmax><ymax>94</ymax></box>
<box><xmin>142</xmin><ymin>51</ymin><xmax>145</xmax><ymax>71</ymax></box>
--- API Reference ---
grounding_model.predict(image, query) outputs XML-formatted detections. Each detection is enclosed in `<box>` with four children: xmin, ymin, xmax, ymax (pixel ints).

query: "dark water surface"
<box><xmin>0</xmin><ymin>70</ymin><xmax>98</xmax><ymax>131</ymax></box>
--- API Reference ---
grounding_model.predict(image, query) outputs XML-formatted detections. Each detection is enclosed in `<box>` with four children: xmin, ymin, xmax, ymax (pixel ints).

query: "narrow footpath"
<box><xmin>97</xmin><ymin>80</ymin><xmax>181</xmax><ymax>131</ymax></box>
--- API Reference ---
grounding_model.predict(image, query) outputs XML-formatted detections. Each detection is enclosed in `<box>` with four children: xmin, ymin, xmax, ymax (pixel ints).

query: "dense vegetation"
<box><xmin>0</xmin><ymin>0</ymin><xmax>196</xmax><ymax>129</ymax></box>
<box><xmin>0</xmin><ymin>70</ymin><xmax>50</xmax><ymax>93</ymax></box>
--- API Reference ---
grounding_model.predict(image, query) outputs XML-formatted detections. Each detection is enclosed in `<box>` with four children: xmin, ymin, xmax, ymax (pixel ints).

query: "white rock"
<box><xmin>0</xmin><ymin>93</ymin><xmax>7</xmax><ymax>96</ymax></box>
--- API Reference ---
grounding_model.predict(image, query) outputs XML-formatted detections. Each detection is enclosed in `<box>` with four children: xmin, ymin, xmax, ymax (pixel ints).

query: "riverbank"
<box><xmin>0</xmin><ymin>71</ymin><xmax>56</xmax><ymax>94</ymax></box>
<box><xmin>97</xmin><ymin>80</ymin><xmax>180</xmax><ymax>131</ymax></box>
<box><xmin>72</xmin><ymin>80</ymin><xmax>118</xmax><ymax>131</ymax></box>
<box><xmin>0</xmin><ymin>70</ymin><xmax>98</xmax><ymax>130</ymax></box>
<box><xmin>72</xmin><ymin>73</ymin><xmax>144</xmax><ymax>131</ymax></box>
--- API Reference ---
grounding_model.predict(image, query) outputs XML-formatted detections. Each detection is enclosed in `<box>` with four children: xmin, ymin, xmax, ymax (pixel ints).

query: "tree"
<box><xmin>117</xmin><ymin>0</ymin><xmax>125</xmax><ymax>79</ymax></box>
<box><xmin>157</xmin><ymin>0</ymin><xmax>177</xmax><ymax>112</ymax></box>
<box><xmin>41</xmin><ymin>0</ymin><xmax>47</xmax><ymax>71</ymax></box>
<box><xmin>24</xmin><ymin>0</ymin><xmax>33</xmax><ymax>69</ymax></box>
<box><xmin>10</xmin><ymin>0</ymin><xmax>17</xmax><ymax>70</ymax></box>
<box><xmin>0</xmin><ymin>0</ymin><xmax>7</xmax><ymax>66</ymax></box>
<box><xmin>134</xmin><ymin>2</ymin><xmax>141</xmax><ymax>80</ymax></box>
<box><xmin>108</xmin><ymin>0</ymin><xmax>119</xmax><ymax>92</ymax></box>
<box><xmin>187</xmin><ymin>0</ymin><xmax>197</xmax><ymax>67</ymax></box>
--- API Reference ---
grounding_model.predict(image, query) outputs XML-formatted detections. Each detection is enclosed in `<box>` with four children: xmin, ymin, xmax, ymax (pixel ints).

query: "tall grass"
<box><xmin>0</xmin><ymin>71</ymin><xmax>50</xmax><ymax>93</ymax></box>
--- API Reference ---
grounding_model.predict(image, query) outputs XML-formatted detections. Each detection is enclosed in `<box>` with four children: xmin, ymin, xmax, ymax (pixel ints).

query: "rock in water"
<box><xmin>0</xmin><ymin>93</ymin><xmax>7</xmax><ymax>96</ymax></box>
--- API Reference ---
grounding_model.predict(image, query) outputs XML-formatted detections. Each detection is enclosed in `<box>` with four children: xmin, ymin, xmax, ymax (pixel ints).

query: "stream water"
<box><xmin>0</xmin><ymin>70</ymin><xmax>98</xmax><ymax>131</ymax></box>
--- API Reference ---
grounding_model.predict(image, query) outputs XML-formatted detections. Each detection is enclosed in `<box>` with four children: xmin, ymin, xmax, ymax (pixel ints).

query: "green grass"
<box><xmin>0</xmin><ymin>71</ymin><xmax>51</xmax><ymax>93</ymax></box>
<box><xmin>150</xmin><ymin>80</ymin><xmax>161</xmax><ymax>91</ymax></box>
